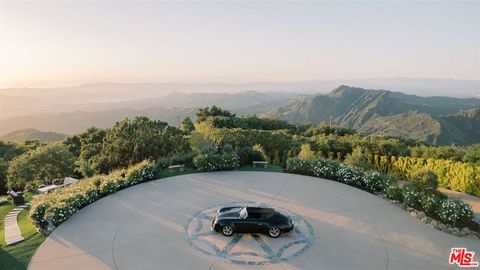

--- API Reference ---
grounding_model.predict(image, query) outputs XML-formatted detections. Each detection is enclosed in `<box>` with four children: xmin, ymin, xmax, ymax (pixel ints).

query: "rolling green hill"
<box><xmin>0</xmin><ymin>129</ymin><xmax>66</xmax><ymax>143</ymax></box>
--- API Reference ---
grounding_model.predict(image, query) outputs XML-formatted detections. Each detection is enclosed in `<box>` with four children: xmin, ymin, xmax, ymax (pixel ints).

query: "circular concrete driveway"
<box><xmin>29</xmin><ymin>172</ymin><xmax>479</xmax><ymax>270</ymax></box>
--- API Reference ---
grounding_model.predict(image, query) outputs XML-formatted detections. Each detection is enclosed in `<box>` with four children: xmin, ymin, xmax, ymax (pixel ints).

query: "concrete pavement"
<box><xmin>29</xmin><ymin>172</ymin><xmax>480</xmax><ymax>270</ymax></box>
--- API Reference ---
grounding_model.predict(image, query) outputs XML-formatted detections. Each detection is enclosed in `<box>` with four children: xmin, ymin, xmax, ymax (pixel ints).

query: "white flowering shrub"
<box><xmin>402</xmin><ymin>183</ymin><xmax>424</xmax><ymax>209</ymax></box>
<box><xmin>125</xmin><ymin>161</ymin><xmax>155</xmax><ymax>185</ymax></box>
<box><xmin>287</xmin><ymin>158</ymin><xmax>390</xmax><ymax>192</ymax></box>
<box><xmin>312</xmin><ymin>159</ymin><xmax>340</xmax><ymax>180</ymax></box>
<box><xmin>30</xmin><ymin>160</ymin><xmax>155</xmax><ymax>228</ymax></box>
<box><xmin>286</xmin><ymin>157</ymin><xmax>476</xmax><ymax>228</ymax></box>
<box><xmin>286</xmin><ymin>159</ymin><xmax>315</xmax><ymax>176</ymax></box>
<box><xmin>99</xmin><ymin>181</ymin><xmax>118</xmax><ymax>196</ymax></box>
<box><xmin>361</xmin><ymin>171</ymin><xmax>392</xmax><ymax>192</ymax></box>
<box><xmin>421</xmin><ymin>191</ymin><xmax>445</xmax><ymax>216</ymax></box>
<box><xmin>436</xmin><ymin>199</ymin><xmax>474</xmax><ymax>227</ymax></box>
<box><xmin>194</xmin><ymin>153</ymin><xmax>240</xmax><ymax>172</ymax></box>
<box><xmin>384</xmin><ymin>183</ymin><xmax>404</xmax><ymax>202</ymax></box>
<box><xmin>337</xmin><ymin>163</ymin><xmax>363</xmax><ymax>186</ymax></box>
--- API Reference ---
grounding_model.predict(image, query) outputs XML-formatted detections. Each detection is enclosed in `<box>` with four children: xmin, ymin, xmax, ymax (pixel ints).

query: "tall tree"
<box><xmin>181</xmin><ymin>117</ymin><xmax>195</xmax><ymax>134</ymax></box>
<box><xmin>195</xmin><ymin>106</ymin><xmax>235</xmax><ymax>123</ymax></box>
<box><xmin>7</xmin><ymin>143</ymin><xmax>75</xmax><ymax>190</ymax></box>
<box><xmin>97</xmin><ymin>117</ymin><xmax>185</xmax><ymax>172</ymax></box>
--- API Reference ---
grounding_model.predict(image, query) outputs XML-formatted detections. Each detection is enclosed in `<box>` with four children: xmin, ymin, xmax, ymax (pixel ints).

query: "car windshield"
<box><xmin>239</xmin><ymin>207</ymin><xmax>248</xmax><ymax>219</ymax></box>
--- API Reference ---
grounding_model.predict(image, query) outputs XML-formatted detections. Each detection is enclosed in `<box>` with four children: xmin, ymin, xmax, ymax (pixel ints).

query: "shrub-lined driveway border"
<box><xmin>29</xmin><ymin>172</ymin><xmax>479</xmax><ymax>270</ymax></box>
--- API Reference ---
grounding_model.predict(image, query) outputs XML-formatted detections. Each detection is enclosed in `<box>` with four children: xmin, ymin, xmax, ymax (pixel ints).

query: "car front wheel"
<box><xmin>268</xmin><ymin>227</ymin><xmax>281</xmax><ymax>238</ymax></box>
<box><xmin>221</xmin><ymin>226</ymin><xmax>234</xmax><ymax>237</ymax></box>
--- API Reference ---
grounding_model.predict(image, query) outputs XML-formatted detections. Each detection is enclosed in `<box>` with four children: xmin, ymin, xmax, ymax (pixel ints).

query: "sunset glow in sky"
<box><xmin>0</xmin><ymin>1</ymin><xmax>478</xmax><ymax>87</ymax></box>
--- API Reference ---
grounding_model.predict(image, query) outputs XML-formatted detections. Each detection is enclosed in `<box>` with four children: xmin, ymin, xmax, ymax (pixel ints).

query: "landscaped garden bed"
<box><xmin>286</xmin><ymin>158</ymin><xmax>480</xmax><ymax>240</ymax></box>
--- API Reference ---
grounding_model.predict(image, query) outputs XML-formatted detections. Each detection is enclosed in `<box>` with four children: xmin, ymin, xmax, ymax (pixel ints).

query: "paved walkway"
<box><xmin>29</xmin><ymin>172</ymin><xmax>479</xmax><ymax>270</ymax></box>
<box><xmin>4</xmin><ymin>203</ymin><xmax>29</xmax><ymax>245</ymax></box>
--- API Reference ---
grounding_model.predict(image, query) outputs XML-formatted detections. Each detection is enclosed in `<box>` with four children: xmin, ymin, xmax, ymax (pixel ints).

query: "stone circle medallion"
<box><xmin>184</xmin><ymin>202</ymin><xmax>314</xmax><ymax>265</ymax></box>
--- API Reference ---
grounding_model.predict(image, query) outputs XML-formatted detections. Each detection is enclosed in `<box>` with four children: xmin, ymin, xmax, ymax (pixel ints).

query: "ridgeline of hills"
<box><xmin>0</xmin><ymin>85</ymin><xmax>479</xmax><ymax>145</ymax></box>
<box><xmin>0</xmin><ymin>128</ymin><xmax>66</xmax><ymax>143</ymax></box>
<box><xmin>269</xmin><ymin>86</ymin><xmax>480</xmax><ymax>145</ymax></box>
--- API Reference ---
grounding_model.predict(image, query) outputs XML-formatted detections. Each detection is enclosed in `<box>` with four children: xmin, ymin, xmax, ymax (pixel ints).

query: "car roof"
<box><xmin>246</xmin><ymin>206</ymin><xmax>274</xmax><ymax>214</ymax></box>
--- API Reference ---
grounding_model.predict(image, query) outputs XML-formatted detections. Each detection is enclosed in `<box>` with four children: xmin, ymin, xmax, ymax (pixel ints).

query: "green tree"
<box><xmin>298</xmin><ymin>144</ymin><xmax>316</xmax><ymax>160</ymax></box>
<box><xmin>0</xmin><ymin>140</ymin><xmax>42</xmax><ymax>160</ymax></box>
<box><xmin>97</xmin><ymin>117</ymin><xmax>185</xmax><ymax>172</ymax></box>
<box><xmin>0</xmin><ymin>158</ymin><xmax>8</xmax><ymax>194</ymax></box>
<box><xmin>7</xmin><ymin>143</ymin><xmax>75</xmax><ymax>190</ymax></box>
<box><xmin>63</xmin><ymin>135</ymin><xmax>82</xmax><ymax>157</ymax></box>
<box><xmin>463</xmin><ymin>144</ymin><xmax>480</xmax><ymax>165</ymax></box>
<box><xmin>181</xmin><ymin>117</ymin><xmax>195</xmax><ymax>134</ymax></box>
<box><xmin>0</xmin><ymin>140</ymin><xmax>43</xmax><ymax>192</ymax></box>
<box><xmin>195</xmin><ymin>106</ymin><xmax>235</xmax><ymax>123</ymax></box>
<box><xmin>344</xmin><ymin>146</ymin><xmax>373</xmax><ymax>170</ymax></box>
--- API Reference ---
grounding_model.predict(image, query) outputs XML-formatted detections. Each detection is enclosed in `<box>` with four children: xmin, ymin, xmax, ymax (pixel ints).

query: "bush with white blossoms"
<box><xmin>286</xmin><ymin>157</ymin><xmax>477</xmax><ymax>229</ymax></box>
<box><xmin>312</xmin><ymin>159</ymin><xmax>340</xmax><ymax>180</ymax></box>
<box><xmin>193</xmin><ymin>153</ymin><xmax>240</xmax><ymax>172</ymax></box>
<box><xmin>402</xmin><ymin>183</ymin><xmax>425</xmax><ymax>209</ymax></box>
<box><xmin>361</xmin><ymin>171</ymin><xmax>394</xmax><ymax>193</ymax></box>
<box><xmin>287</xmin><ymin>158</ymin><xmax>390</xmax><ymax>192</ymax></box>
<box><xmin>30</xmin><ymin>160</ymin><xmax>155</xmax><ymax>227</ymax></box>
<box><xmin>336</xmin><ymin>163</ymin><xmax>363</xmax><ymax>187</ymax></box>
<box><xmin>436</xmin><ymin>199</ymin><xmax>474</xmax><ymax>227</ymax></box>
<box><xmin>421</xmin><ymin>192</ymin><xmax>445</xmax><ymax>216</ymax></box>
<box><xmin>384</xmin><ymin>183</ymin><xmax>403</xmax><ymax>202</ymax></box>
<box><xmin>286</xmin><ymin>158</ymin><xmax>315</xmax><ymax>176</ymax></box>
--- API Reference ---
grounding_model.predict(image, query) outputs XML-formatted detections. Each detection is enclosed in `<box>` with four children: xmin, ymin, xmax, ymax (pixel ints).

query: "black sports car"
<box><xmin>211</xmin><ymin>205</ymin><xmax>294</xmax><ymax>238</ymax></box>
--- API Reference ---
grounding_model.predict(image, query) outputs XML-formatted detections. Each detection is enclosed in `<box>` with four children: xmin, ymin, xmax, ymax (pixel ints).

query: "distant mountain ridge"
<box><xmin>0</xmin><ymin>91</ymin><xmax>295</xmax><ymax>135</ymax></box>
<box><xmin>268</xmin><ymin>85</ymin><xmax>480</xmax><ymax>145</ymax></box>
<box><xmin>1</xmin><ymin>85</ymin><xmax>479</xmax><ymax>145</ymax></box>
<box><xmin>0</xmin><ymin>129</ymin><xmax>66</xmax><ymax>143</ymax></box>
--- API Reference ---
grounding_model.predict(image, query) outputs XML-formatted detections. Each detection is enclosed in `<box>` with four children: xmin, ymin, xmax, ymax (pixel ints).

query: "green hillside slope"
<box><xmin>0</xmin><ymin>129</ymin><xmax>66</xmax><ymax>143</ymax></box>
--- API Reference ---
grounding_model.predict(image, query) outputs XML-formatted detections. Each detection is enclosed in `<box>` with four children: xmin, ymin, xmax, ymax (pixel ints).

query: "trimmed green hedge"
<box><xmin>373</xmin><ymin>155</ymin><xmax>480</xmax><ymax>197</ymax></box>
<box><xmin>286</xmin><ymin>158</ymin><xmax>475</xmax><ymax>227</ymax></box>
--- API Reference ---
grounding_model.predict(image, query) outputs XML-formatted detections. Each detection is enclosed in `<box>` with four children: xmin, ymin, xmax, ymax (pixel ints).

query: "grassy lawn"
<box><xmin>0</xmin><ymin>194</ymin><xmax>45</xmax><ymax>270</ymax></box>
<box><xmin>238</xmin><ymin>164</ymin><xmax>283</xmax><ymax>172</ymax></box>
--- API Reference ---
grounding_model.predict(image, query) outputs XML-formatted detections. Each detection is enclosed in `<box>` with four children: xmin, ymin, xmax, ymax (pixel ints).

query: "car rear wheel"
<box><xmin>268</xmin><ymin>227</ymin><xmax>281</xmax><ymax>238</ymax></box>
<box><xmin>221</xmin><ymin>226</ymin><xmax>234</xmax><ymax>236</ymax></box>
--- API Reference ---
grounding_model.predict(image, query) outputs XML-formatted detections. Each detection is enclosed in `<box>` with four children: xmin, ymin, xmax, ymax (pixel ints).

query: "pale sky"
<box><xmin>0</xmin><ymin>1</ymin><xmax>479</xmax><ymax>87</ymax></box>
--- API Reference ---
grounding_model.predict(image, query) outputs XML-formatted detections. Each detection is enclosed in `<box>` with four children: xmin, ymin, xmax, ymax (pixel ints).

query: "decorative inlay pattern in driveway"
<box><xmin>184</xmin><ymin>202</ymin><xmax>314</xmax><ymax>265</ymax></box>
<box><xmin>29</xmin><ymin>172</ymin><xmax>480</xmax><ymax>270</ymax></box>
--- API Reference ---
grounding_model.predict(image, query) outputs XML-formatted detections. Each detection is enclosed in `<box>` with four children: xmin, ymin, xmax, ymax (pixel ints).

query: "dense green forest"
<box><xmin>1</xmin><ymin>106</ymin><xmax>479</xmax><ymax>196</ymax></box>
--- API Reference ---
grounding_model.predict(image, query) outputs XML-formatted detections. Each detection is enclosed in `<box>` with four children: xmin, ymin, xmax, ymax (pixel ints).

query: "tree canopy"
<box><xmin>7</xmin><ymin>143</ymin><xmax>75</xmax><ymax>190</ymax></box>
<box><xmin>196</xmin><ymin>106</ymin><xmax>236</xmax><ymax>123</ymax></box>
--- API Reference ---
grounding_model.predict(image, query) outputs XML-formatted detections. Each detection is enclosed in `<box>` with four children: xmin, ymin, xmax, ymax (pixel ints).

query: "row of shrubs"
<box><xmin>30</xmin><ymin>161</ymin><xmax>155</xmax><ymax>227</ymax></box>
<box><xmin>30</xmin><ymin>150</ymin><xmax>244</xmax><ymax>229</ymax></box>
<box><xmin>155</xmin><ymin>146</ymin><xmax>264</xmax><ymax>174</ymax></box>
<box><xmin>373</xmin><ymin>155</ymin><xmax>480</xmax><ymax>197</ymax></box>
<box><xmin>286</xmin><ymin>158</ymin><xmax>475</xmax><ymax>228</ymax></box>
<box><xmin>193</xmin><ymin>152</ymin><xmax>240</xmax><ymax>172</ymax></box>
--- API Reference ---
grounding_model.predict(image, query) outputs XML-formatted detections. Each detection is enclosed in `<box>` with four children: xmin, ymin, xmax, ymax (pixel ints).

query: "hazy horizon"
<box><xmin>1</xmin><ymin>77</ymin><xmax>480</xmax><ymax>90</ymax></box>
<box><xmin>1</xmin><ymin>1</ymin><xmax>479</xmax><ymax>89</ymax></box>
